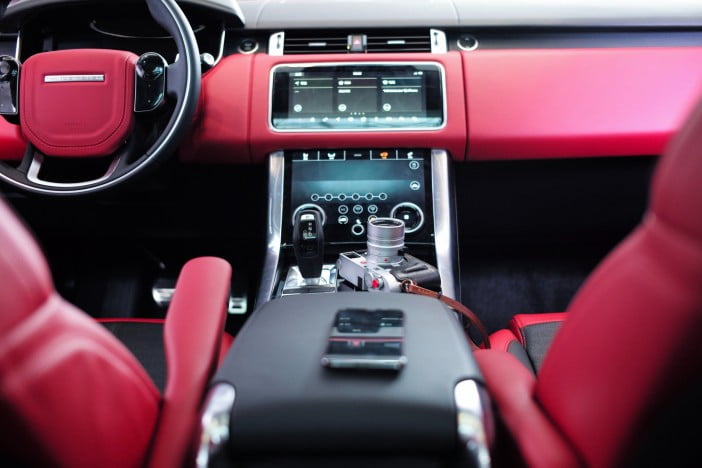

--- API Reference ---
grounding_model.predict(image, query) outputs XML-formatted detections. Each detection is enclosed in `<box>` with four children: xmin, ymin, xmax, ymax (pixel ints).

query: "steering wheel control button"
<box><xmin>368</xmin><ymin>204</ymin><xmax>379</xmax><ymax>214</ymax></box>
<box><xmin>409</xmin><ymin>181</ymin><xmax>421</xmax><ymax>191</ymax></box>
<box><xmin>352</xmin><ymin>204</ymin><xmax>364</xmax><ymax>214</ymax></box>
<box><xmin>391</xmin><ymin>202</ymin><xmax>425</xmax><ymax>234</ymax></box>
<box><xmin>0</xmin><ymin>56</ymin><xmax>20</xmax><ymax>116</ymax></box>
<box><xmin>338</xmin><ymin>205</ymin><xmax>349</xmax><ymax>214</ymax></box>
<box><xmin>135</xmin><ymin>52</ymin><xmax>167</xmax><ymax>112</ymax></box>
<box><xmin>351</xmin><ymin>223</ymin><xmax>365</xmax><ymax>237</ymax></box>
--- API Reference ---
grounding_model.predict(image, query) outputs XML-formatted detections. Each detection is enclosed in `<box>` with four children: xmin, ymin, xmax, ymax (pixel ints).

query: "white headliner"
<box><xmin>236</xmin><ymin>0</ymin><xmax>702</xmax><ymax>29</ymax></box>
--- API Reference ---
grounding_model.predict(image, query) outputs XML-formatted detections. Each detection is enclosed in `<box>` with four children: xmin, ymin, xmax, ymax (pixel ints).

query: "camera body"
<box><xmin>337</xmin><ymin>251</ymin><xmax>440</xmax><ymax>292</ymax></box>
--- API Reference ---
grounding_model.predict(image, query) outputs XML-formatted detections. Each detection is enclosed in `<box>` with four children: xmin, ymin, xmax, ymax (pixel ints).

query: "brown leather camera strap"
<box><xmin>401</xmin><ymin>280</ymin><xmax>490</xmax><ymax>350</ymax></box>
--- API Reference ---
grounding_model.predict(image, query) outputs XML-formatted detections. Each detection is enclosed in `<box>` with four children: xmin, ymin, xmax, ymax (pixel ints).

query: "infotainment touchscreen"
<box><xmin>271</xmin><ymin>63</ymin><xmax>445</xmax><ymax>131</ymax></box>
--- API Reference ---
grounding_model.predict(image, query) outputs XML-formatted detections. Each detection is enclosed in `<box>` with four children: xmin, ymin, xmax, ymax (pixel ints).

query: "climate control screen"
<box><xmin>289</xmin><ymin>149</ymin><xmax>430</xmax><ymax>243</ymax></box>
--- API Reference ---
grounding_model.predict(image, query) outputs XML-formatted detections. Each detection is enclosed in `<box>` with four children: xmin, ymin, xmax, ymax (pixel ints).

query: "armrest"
<box><xmin>474</xmin><ymin>349</ymin><xmax>581</xmax><ymax>468</ymax></box>
<box><xmin>148</xmin><ymin>257</ymin><xmax>232</xmax><ymax>468</ymax></box>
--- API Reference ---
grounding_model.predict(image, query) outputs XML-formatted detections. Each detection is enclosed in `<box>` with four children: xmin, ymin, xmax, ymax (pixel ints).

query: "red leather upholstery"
<box><xmin>0</xmin><ymin>198</ymin><xmax>232</xmax><ymax>468</ymax></box>
<box><xmin>488</xmin><ymin>328</ymin><xmax>520</xmax><ymax>352</ymax></box>
<box><xmin>508</xmin><ymin>312</ymin><xmax>567</xmax><ymax>348</ymax></box>
<box><xmin>0</xmin><ymin>119</ymin><xmax>24</xmax><ymax>160</ymax></box>
<box><xmin>0</xmin><ymin>199</ymin><xmax>160</xmax><ymax>467</ymax></box>
<box><xmin>20</xmin><ymin>49</ymin><xmax>137</xmax><ymax>157</ymax></box>
<box><xmin>478</xmin><ymin>97</ymin><xmax>702</xmax><ymax>466</ymax></box>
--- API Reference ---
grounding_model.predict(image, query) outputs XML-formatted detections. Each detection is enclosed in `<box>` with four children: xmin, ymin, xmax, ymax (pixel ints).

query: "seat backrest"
<box><xmin>535</xmin><ymin>97</ymin><xmax>702</xmax><ymax>467</ymax></box>
<box><xmin>0</xmin><ymin>199</ymin><xmax>161</xmax><ymax>468</ymax></box>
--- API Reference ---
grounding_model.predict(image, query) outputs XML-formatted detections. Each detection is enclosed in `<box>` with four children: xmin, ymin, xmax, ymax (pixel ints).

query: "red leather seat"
<box><xmin>476</xmin><ymin>96</ymin><xmax>702</xmax><ymax>467</ymax></box>
<box><xmin>0</xmin><ymin>198</ymin><xmax>233</xmax><ymax>468</ymax></box>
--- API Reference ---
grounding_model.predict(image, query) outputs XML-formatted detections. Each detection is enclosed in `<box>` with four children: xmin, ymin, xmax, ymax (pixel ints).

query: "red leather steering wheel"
<box><xmin>0</xmin><ymin>0</ymin><xmax>200</xmax><ymax>195</ymax></box>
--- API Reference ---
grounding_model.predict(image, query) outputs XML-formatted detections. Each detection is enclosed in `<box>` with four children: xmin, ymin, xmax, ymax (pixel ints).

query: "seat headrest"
<box><xmin>651</xmin><ymin>96</ymin><xmax>702</xmax><ymax>239</ymax></box>
<box><xmin>0</xmin><ymin>198</ymin><xmax>53</xmax><ymax>333</ymax></box>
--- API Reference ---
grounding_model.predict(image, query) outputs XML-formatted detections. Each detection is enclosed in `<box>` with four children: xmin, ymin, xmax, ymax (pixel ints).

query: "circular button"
<box><xmin>409</xmin><ymin>160</ymin><xmax>420</xmax><ymax>170</ymax></box>
<box><xmin>409</xmin><ymin>181</ymin><xmax>421</xmax><ymax>191</ymax></box>
<box><xmin>457</xmin><ymin>34</ymin><xmax>479</xmax><ymax>51</ymax></box>
<box><xmin>351</xmin><ymin>224</ymin><xmax>365</xmax><ymax>236</ymax></box>
<box><xmin>351</xmin><ymin>193</ymin><xmax>361</xmax><ymax>201</ymax></box>
<box><xmin>390</xmin><ymin>202</ymin><xmax>424</xmax><ymax>234</ymax></box>
<box><xmin>324</xmin><ymin>193</ymin><xmax>333</xmax><ymax>201</ymax></box>
<box><xmin>338</xmin><ymin>215</ymin><xmax>349</xmax><ymax>225</ymax></box>
<box><xmin>365</xmin><ymin>193</ymin><xmax>374</xmax><ymax>201</ymax></box>
<box><xmin>352</xmin><ymin>204</ymin><xmax>364</xmax><ymax>215</ymax></box>
<box><xmin>368</xmin><ymin>215</ymin><xmax>377</xmax><ymax>223</ymax></box>
<box><xmin>368</xmin><ymin>204</ymin><xmax>378</xmax><ymax>214</ymax></box>
<box><xmin>338</xmin><ymin>205</ymin><xmax>349</xmax><ymax>214</ymax></box>
<box><xmin>378</xmin><ymin>193</ymin><xmax>388</xmax><ymax>201</ymax></box>
<box><xmin>238</xmin><ymin>38</ymin><xmax>259</xmax><ymax>54</ymax></box>
<box><xmin>310</xmin><ymin>193</ymin><xmax>320</xmax><ymax>201</ymax></box>
<box><xmin>338</xmin><ymin>193</ymin><xmax>347</xmax><ymax>201</ymax></box>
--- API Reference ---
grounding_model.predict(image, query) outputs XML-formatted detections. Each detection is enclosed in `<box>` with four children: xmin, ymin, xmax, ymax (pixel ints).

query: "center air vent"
<box><xmin>280</xmin><ymin>29</ymin><xmax>440</xmax><ymax>55</ymax></box>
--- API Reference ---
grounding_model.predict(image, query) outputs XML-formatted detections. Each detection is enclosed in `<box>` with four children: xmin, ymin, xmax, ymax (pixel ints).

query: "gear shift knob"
<box><xmin>293</xmin><ymin>209</ymin><xmax>324</xmax><ymax>279</ymax></box>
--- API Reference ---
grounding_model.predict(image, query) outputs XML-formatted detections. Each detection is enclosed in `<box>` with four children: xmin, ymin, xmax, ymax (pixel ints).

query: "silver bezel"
<box><xmin>268</xmin><ymin>61</ymin><xmax>447</xmax><ymax>133</ymax></box>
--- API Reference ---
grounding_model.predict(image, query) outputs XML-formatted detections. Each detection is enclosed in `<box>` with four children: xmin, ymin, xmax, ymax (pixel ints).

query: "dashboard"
<box><xmin>1</xmin><ymin>0</ymin><xmax>702</xmax><ymax>165</ymax></box>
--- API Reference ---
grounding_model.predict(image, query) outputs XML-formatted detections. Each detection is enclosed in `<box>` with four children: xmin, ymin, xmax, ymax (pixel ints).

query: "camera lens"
<box><xmin>366</xmin><ymin>217</ymin><xmax>405</xmax><ymax>266</ymax></box>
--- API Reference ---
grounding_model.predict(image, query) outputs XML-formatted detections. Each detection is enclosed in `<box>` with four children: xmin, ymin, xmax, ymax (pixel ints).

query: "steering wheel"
<box><xmin>0</xmin><ymin>0</ymin><xmax>200</xmax><ymax>195</ymax></box>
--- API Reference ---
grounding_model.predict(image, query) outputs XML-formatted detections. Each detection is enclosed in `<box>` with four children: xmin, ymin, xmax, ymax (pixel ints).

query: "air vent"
<box><xmin>284</xmin><ymin>33</ymin><xmax>349</xmax><ymax>54</ymax></box>
<box><xmin>366</xmin><ymin>31</ymin><xmax>431</xmax><ymax>53</ymax></box>
<box><xmin>281</xmin><ymin>29</ymin><xmax>440</xmax><ymax>55</ymax></box>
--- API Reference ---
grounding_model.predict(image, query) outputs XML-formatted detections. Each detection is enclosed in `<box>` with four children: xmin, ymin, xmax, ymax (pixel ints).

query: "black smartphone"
<box><xmin>321</xmin><ymin>308</ymin><xmax>407</xmax><ymax>371</ymax></box>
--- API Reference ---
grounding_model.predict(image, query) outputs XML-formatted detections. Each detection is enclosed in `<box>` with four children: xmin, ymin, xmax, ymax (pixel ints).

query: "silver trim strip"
<box><xmin>27</xmin><ymin>153</ymin><xmax>121</xmax><ymax>188</ymax></box>
<box><xmin>256</xmin><ymin>151</ymin><xmax>285</xmax><ymax>307</ymax></box>
<box><xmin>455</xmin><ymin>380</ymin><xmax>493</xmax><ymax>468</ymax></box>
<box><xmin>431</xmin><ymin>149</ymin><xmax>460</xmax><ymax>300</ymax></box>
<box><xmin>429</xmin><ymin>29</ymin><xmax>447</xmax><ymax>53</ymax></box>
<box><xmin>44</xmin><ymin>74</ymin><xmax>104</xmax><ymax>83</ymax></box>
<box><xmin>268</xmin><ymin>61</ymin><xmax>447</xmax><ymax>133</ymax></box>
<box><xmin>14</xmin><ymin>33</ymin><xmax>21</xmax><ymax>61</ymax></box>
<box><xmin>195</xmin><ymin>383</ymin><xmax>236</xmax><ymax>468</ymax></box>
<box><xmin>268</xmin><ymin>31</ymin><xmax>285</xmax><ymax>56</ymax></box>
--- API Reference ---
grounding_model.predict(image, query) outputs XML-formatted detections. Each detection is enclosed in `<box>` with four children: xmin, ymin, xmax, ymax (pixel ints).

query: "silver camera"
<box><xmin>337</xmin><ymin>218</ymin><xmax>439</xmax><ymax>292</ymax></box>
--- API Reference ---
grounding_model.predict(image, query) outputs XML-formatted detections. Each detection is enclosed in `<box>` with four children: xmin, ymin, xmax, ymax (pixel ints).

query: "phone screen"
<box><xmin>321</xmin><ymin>308</ymin><xmax>407</xmax><ymax>371</ymax></box>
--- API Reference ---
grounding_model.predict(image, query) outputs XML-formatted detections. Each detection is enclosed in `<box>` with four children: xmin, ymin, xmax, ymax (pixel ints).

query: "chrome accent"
<box><xmin>457</xmin><ymin>34</ymin><xmax>479</xmax><ymax>52</ymax></box>
<box><xmin>455</xmin><ymin>380</ymin><xmax>493</xmax><ymax>468</ymax></box>
<box><xmin>27</xmin><ymin>153</ymin><xmax>121</xmax><ymax>188</ymax></box>
<box><xmin>389</xmin><ymin>201</ymin><xmax>425</xmax><ymax>234</ymax></box>
<box><xmin>0</xmin><ymin>0</ymin><xmax>196</xmax><ymax>195</ymax></box>
<box><xmin>291</xmin><ymin>202</ymin><xmax>326</xmax><ymax>226</ymax></box>
<box><xmin>214</xmin><ymin>27</ymin><xmax>226</xmax><ymax>65</ymax></box>
<box><xmin>268</xmin><ymin>31</ymin><xmax>285</xmax><ymax>56</ymax></box>
<box><xmin>15</xmin><ymin>33</ymin><xmax>21</xmax><ymax>61</ymax></box>
<box><xmin>195</xmin><ymin>383</ymin><xmax>236</xmax><ymax>468</ymax></box>
<box><xmin>429</xmin><ymin>29</ymin><xmax>447</xmax><ymax>53</ymax></box>
<box><xmin>152</xmin><ymin>286</ymin><xmax>247</xmax><ymax>314</ymax></box>
<box><xmin>268</xmin><ymin>61</ymin><xmax>447</xmax><ymax>133</ymax></box>
<box><xmin>44</xmin><ymin>74</ymin><xmax>104</xmax><ymax>83</ymax></box>
<box><xmin>152</xmin><ymin>286</ymin><xmax>175</xmax><ymax>307</ymax></box>
<box><xmin>256</xmin><ymin>152</ymin><xmax>285</xmax><ymax>306</ymax></box>
<box><xmin>282</xmin><ymin>264</ymin><xmax>338</xmax><ymax>295</ymax></box>
<box><xmin>431</xmin><ymin>149</ymin><xmax>460</xmax><ymax>300</ymax></box>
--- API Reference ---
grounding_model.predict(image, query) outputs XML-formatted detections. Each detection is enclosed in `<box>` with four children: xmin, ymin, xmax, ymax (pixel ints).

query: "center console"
<box><xmin>194</xmin><ymin>58</ymin><xmax>487</xmax><ymax>467</ymax></box>
<box><xmin>198</xmin><ymin>293</ymin><xmax>491</xmax><ymax>467</ymax></box>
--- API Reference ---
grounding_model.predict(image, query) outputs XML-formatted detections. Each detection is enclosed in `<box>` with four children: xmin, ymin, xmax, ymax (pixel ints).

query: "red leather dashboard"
<box><xmin>4</xmin><ymin>47</ymin><xmax>702</xmax><ymax>162</ymax></box>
